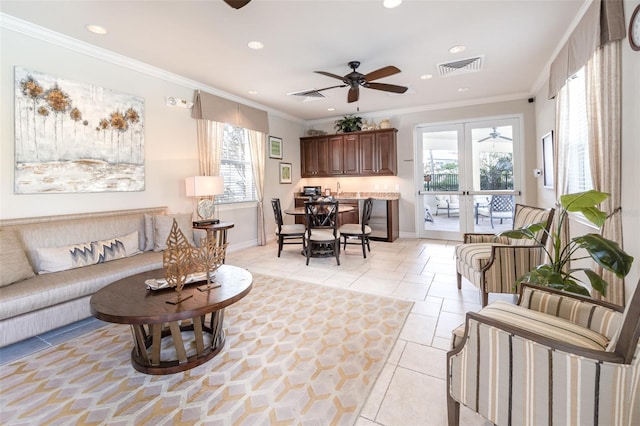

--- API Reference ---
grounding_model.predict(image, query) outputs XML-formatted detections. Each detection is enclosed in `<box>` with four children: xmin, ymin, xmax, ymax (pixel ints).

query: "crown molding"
<box><xmin>305</xmin><ymin>92</ymin><xmax>532</xmax><ymax>127</ymax></box>
<box><xmin>0</xmin><ymin>13</ymin><xmax>304</xmax><ymax>125</ymax></box>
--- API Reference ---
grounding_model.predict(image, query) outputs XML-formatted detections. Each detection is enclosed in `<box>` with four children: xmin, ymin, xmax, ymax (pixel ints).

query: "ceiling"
<box><xmin>0</xmin><ymin>0</ymin><xmax>586</xmax><ymax>121</ymax></box>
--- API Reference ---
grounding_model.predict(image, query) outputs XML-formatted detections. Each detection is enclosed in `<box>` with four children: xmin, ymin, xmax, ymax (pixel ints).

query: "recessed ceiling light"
<box><xmin>327</xmin><ymin>108</ymin><xmax>335</xmax><ymax>111</ymax></box>
<box><xmin>449</xmin><ymin>45</ymin><xmax>466</xmax><ymax>54</ymax></box>
<box><xmin>383</xmin><ymin>0</ymin><xmax>402</xmax><ymax>8</ymax></box>
<box><xmin>247</xmin><ymin>41</ymin><xmax>264</xmax><ymax>50</ymax></box>
<box><xmin>420</xmin><ymin>74</ymin><xmax>433</xmax><ymax>80</ymax></box>
<box><xmin>248</xmin><ymin>90</ymin><xmax>258</xmax><ymax>95</ymax></box>
<box><xmin>86</xmin><ymin>24</ymin><xmax>107</xmax><ymax>35</ymax></box>
<box><xmin>457</xmin><ymin>87</ymin><xmax>469</xmax><ymax>92</ymax></box>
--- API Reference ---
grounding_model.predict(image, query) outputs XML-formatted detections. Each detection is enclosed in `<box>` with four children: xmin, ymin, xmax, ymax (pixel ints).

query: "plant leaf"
<box><xmin>560</xmin><ymin>190</ymin><xmax>609</xmax><ymax>211</ymax></box>
<box><xmin>580</xmin><ymin>207</ymin><xmax>608</xmax><ymax>227</ymax></box>
<box><xmin>575</xmin><ymin>234</ymin><xmax>634</xmax><ymax>277</ymax></box>
<box><xmin>582</xmin><ymin>268</ymin><xmax>608</xmax><ymax>296</ymax></box>
<box><xmin>499</xmin><ymin>222</ymin><xmax>546</xmax><ymax>240</ymax></box>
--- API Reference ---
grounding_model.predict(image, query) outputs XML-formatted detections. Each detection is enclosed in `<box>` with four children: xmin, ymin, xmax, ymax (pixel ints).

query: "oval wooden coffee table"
<box><xmin>90</xmin><ymin>265</ymin><xmax>252</xmax><ymax>375</ymax></box>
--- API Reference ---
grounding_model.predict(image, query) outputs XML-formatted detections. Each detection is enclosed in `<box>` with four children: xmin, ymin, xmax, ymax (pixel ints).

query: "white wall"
<box><xmin>0</xmin><ymin>26</ymin><xmax>304</xmax><ymax>248</ymax></box>
<box><xmin>532</xmin><ymin>0</ymin><xmax>640</xmax><ymax>303</ymax></box>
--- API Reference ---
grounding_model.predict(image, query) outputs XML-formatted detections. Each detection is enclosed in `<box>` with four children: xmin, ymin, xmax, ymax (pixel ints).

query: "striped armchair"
<box><xmin>455</xmin><ymin>204</ymin><xmax>554</xmax><ymax>306</ymax></box>
<box><xmin>447</xmin><ymin>282</ymin><xmax>640</xmax><ymax>426</ymax></box>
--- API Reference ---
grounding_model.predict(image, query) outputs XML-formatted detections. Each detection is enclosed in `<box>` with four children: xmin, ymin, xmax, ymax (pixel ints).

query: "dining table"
<box><xmin>283</xmin><ymin>205</ymin><xmax>355</xmax><ymax>216</ymax></box>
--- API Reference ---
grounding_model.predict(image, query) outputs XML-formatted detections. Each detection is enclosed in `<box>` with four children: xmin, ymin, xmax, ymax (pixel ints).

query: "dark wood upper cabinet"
<box><xmin>301</xmin><ymin>136</ymin><xmax>330</xmax><ymax>177</ymax></box>
<box><xmin>329</xmin><ymin>134</ymin><xmax>360</xmax><ymax>175</ymax></box>
<box><xmin>301</xmin><ymin>129</ymin><xmax>396</xmax><ymax>177</ymax></box>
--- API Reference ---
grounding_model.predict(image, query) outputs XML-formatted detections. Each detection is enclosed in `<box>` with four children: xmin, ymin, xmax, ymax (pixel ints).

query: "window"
<box><xmin>217</xmin><ymin>124</ymin><xmax>257</xmax><ymax>204</ymax></box>
<box><xmin>560</xmin><ymin>68</ymin><xmax>593</xmax><ymax>193</ymax></box>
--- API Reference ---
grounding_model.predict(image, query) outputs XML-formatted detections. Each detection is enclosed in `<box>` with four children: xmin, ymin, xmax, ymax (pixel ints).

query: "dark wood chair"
<box><xmin>339</xmin><ymin>198</ymin><xmax>373</xmax><ymax>258</ymax></box>
<box><xmin>270</xmin><ymin>198</ymin><xmax>305</xmax><ymax>257</ymax></box>
<box><xmin>303</xmin><ymin>200</ymin><xmax>340</xmax><ymax>266</ymax></box>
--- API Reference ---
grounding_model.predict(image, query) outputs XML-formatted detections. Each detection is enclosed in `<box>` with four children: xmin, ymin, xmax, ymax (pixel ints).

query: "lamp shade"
<box><xmin>185</xmin><ymin>176</ymin><xmax>224</xmax><ymax>197</ymax></box>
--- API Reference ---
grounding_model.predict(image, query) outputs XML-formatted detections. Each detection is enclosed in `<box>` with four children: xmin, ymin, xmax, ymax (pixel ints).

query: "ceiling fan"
<box><xmin>290</xmin><ymin>61</ymin><xmax>409</xmax><ymax>103</ymax></box>
<box><xmin>477</xmin><ymin>127</ymin><xmax>512</xmax><ymax>142</ymax></box>
<box><xmin>223</xmin><ymin>0</ymin><xmax>251</xmax><ymax>9</ymax></box>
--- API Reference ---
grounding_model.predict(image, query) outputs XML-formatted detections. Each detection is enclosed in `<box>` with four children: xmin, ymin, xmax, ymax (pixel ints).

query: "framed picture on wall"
<box><xmin>269</xmin><ymin>136</ymin><xmax>283</xmax><ymax>159</ymax></box>
<box><xmin>279</xmin><ymin>162</ymin><xmax>292</xmax><ymax>184</ymax></box>
<box><xmin>542</xmin><ymin>131</ymin><xmax>554</xmax><ymax>188</ymax></box>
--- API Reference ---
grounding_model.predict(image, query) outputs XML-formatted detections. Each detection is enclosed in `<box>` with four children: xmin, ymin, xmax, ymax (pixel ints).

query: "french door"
<box><xmin>415</xmin><ymin>117</ymin><xmax>522</xmax><ymax>241</ymax></box>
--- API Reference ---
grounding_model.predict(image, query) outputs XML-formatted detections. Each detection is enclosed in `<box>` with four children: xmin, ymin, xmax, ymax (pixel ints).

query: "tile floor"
<box><xmin>0</xmin><ymin>237</ymin><xmax>496</xmax><ymax>426</ymax></box>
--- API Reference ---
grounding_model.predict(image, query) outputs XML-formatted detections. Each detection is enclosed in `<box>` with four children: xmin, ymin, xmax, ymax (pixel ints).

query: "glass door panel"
<box><xmin>417</xmin><ymin>118</ymin><xmax>521</xmax><ymax>240</ymax></box>
<box><xmin>466</xmin><ymin>120</ymin><xmax>520</xmax><ymax>234</ymax></box>
<box><xmin>418</xmin><ymin>125</ymin><xmax>465</xmax><ymax>240</ymax></box>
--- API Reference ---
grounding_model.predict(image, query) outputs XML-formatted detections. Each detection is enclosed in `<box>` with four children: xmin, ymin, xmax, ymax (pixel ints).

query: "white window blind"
<box><xmin>217</xmin><ymin>124</ymin><xmax>257</xmax><ymax>204</ymax></box>
<box><xmin>561</xmin><ymin>68</ymin><xmax>593</xmax><ymax>194</ymax></box>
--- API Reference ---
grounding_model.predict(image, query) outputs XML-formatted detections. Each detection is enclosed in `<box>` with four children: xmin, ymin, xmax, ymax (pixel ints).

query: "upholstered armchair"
<box><xmin>447</xmin><ymin>281</ymin><xmax>640</xmax><ymax>426</ymax></box>
<box><xmin>455</xmin><ymin>204</ymin><xmax>554</xmax><ymax>306</ymax></box>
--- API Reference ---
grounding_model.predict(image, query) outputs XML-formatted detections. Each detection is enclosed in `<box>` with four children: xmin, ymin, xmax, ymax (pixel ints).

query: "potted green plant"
<box><xmin>334</xmin><ymin>115</ymin><xmax>362</xmax><ymax>133</ymax></box>
<box><xmin>500</xmin><ymin>190</ymin><xmax>633</xmax><ymax>297</ymax></box>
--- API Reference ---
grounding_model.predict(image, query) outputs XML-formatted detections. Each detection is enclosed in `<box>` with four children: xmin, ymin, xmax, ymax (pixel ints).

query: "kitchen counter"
<box><xmin>294</xmin><ymin>192</ymin><xmax>400</xmax><ymax>201</ymax></box>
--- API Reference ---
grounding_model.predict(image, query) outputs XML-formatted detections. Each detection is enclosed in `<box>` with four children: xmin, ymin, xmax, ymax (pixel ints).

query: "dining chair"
<box><xmin>447</xmin><ymin>280</ymin><xmax>640</xmax><ymax>426</ymax></box>
<box><xmin>303</xmin><ymin>200</ymin><xmax>340</xmax><ymax>266</ymax></box>
<box><xmin>270</xmin><ymin>198</ymin><xmax>306</xmax><ymax>257</ymax></box>
<box><xmin>338</xmin><ymin>197</ymin><xmax>373</xmax><ymax>258</ymax></box>
<box><xmin>455</xmin><ymin>203</ymin><xmax>555</xmax><ymax>306</ymax></box>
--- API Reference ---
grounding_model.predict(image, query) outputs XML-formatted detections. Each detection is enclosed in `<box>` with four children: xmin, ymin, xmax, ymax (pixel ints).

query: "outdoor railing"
<box><xmin>423</xmin><ymin>172</ymin><xmax>513</xmax><ymax>191</ymax></box>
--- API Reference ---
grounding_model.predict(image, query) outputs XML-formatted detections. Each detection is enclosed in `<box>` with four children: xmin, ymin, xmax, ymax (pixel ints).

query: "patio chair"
<box><xmin>447</xmin><ymin>280</ymin><xmax>640</xmax><ymax>426</ymax></box>
<box><xmin>435</xmin><ymin>195</ymin><xmax>460</xmax><ymax>217</ymax></box>
<box><xmin>455</xmin><ymin>203</ymin><xmax>555</xmax><ymax>306</ymax></box>
<box><xmin>475</xmin><ymin>194</ymin><xmax>514</xmax><ymax>228</ymax></box>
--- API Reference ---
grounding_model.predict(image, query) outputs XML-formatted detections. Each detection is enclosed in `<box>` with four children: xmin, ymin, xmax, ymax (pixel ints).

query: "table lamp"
<box><xmin>185</xmin><ymin>176</ymin><xmax>224</xmax><ymax>226</ymax></box>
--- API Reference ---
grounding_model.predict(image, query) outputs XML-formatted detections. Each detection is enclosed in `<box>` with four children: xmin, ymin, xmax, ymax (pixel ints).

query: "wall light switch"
<box><xmin>533</xmin><ymin>168</ymin><xmax>543</xmax><ymax>177</ymax></box>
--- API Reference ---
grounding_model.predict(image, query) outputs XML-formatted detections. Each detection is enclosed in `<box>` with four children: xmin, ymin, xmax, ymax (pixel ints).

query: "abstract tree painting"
<box><xmin>14</xmin><ymin>67</ymin><xmax>145</xmax><ymax>193</ymax></box>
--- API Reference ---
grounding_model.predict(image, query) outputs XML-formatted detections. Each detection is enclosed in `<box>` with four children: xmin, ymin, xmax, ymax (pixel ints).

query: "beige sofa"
<box><xmin>0</xmin><ymin>207</ymin><xmax>203</xmax><ymax>347</ymax></box>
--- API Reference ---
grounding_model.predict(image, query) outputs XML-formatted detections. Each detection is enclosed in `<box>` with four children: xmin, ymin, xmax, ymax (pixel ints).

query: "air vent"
<box><xmin>437</xmin><ymin>55</ymin><xmax>484</xmax><ymax>77</ymax></box>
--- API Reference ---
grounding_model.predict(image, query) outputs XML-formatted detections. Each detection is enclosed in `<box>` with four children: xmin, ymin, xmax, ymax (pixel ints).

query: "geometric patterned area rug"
<box><xmin>0</xmin><ymin>273</ymin><xmax>413</xmax><ymax>425</ymax></box>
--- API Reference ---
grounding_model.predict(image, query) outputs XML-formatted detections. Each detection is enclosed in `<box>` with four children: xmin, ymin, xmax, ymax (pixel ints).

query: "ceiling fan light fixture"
<box><xmin>383</xmin><ymin>0</ymin><xmax>402</xmax><ymax>9</ymax></box>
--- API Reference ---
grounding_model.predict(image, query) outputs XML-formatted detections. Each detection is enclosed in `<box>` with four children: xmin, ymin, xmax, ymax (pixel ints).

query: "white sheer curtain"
<box><xmin>553</xmin><ymin>87</ymin><xmax>572</xmax><ymax>270</ymax></box>
<box><xmin>195</xmin><ymin>119</ymin><xmax>223</xmax><ymax>219</ymax></box>
<box><xmin>586</xmin><ymin>41</ymin><xmax>625</xmax><ymax>306</ymax></box>
<box><xmin>248</xmin><ymin>130</ymin><xmax>266</xmax><ymax>246</ymax></box>
<box><xmin>196</xmin><ymin>119</ymin><xmax>223</xmax><ymax>176</ymax></box>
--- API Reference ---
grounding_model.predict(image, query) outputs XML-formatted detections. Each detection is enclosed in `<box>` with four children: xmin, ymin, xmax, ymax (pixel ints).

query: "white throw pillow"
<box><xmin>93</xmin><ymin>231</ymin><xmax>140</xmax><ymax>263</ymax></box>
<box><xmin>153</xmin><ymin>213</ymin><xmax>194</xmax><ymax>251</ymax></box>
<box><xmin>37</xmin><ymin>242</ymin><xmax>97</xmax><ymax>274</ymax></box>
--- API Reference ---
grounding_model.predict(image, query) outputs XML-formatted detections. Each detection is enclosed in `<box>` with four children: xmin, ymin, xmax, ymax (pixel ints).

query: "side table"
<box><xmin>193</xmin><ymin>221</ymin><xmax>234</xmax><ymax>262</ymax></box>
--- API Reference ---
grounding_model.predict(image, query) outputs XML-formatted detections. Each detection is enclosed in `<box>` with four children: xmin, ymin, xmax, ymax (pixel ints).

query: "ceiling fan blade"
<box><xmin>364</xmin><ymin>66</ymin><xmax>401</xmax><ymax>82</ymax></box>
<box><xmin>287</xmin><ymin>85</ymin><xmax>346</xmax><ymax>97</ymax></box>
<box><xmin>365</xmin><ymin>82</ymin><xmax>408</xmax><ymax>94</ymax></box>
<box><xmin>315</xmin><ymin>71</ymin><xmax>347</xmax><ymax>81</ymax></box>
<box><xmin>223</xmin><ymin>0</ymin><xmax>251</xmax><ymax>9</ymax></box>
<box><xmin>476</xmin><ymin>136</ymin><xmax>492</xmax><ymax>143</ymax></box>
<box><xmin>498</xmin><ymin>135</ymin><xmax>513</xmax><ymax>141</ymax></box>
<box><xmin>347</xmin><ymin>87</ymin><xmax>359</xmax><ymax>103</ymax></box>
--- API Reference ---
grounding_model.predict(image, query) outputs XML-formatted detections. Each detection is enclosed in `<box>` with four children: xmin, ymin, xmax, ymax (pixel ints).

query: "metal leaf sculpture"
<box><xmin>163</xmin><ymin>219</ymin><xmax>194</xmax><ymax>304</ymax></box>
<box><xmin>193</xmin><ymin>236</ymin><xmax>228</xmax><ymax>291</ymax></box>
